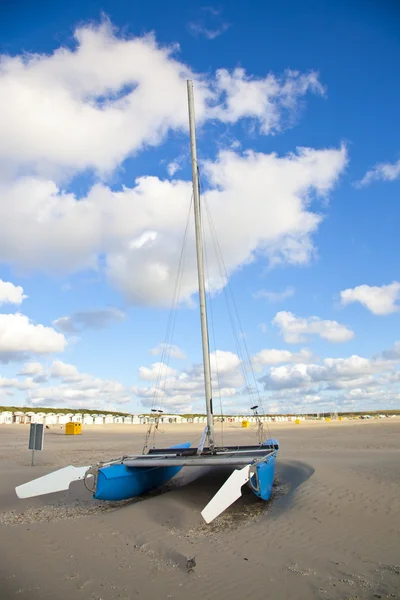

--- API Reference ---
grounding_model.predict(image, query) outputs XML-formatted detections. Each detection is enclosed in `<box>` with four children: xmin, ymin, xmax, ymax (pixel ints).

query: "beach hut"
<box><xmin>26</xmin><ymin>411</ymin><xmax>35</xmax><ymax>423</ymax></box>
<box><xmin>104</xmin><ymin>415</ymin><xmax>114</xmax><ymax>425</ymax></box>
<box><xmin>44</xmin><ymin>413</ymin><xmax>56</xmax><ymax>425</ymax></box>
<box><xmin>35</xmin><ymin>412</ymin><xmax>46</xmax><ymax>424</ymax></box>
<box><xmin>93</xmin><ymin>415</ymin><xmax>105</xmax><ymax>425</ymax></box>
<box><xmin>13</xmin><ymin>411</ymin><xmax>27</xmax><ymax>424</ymax></box>
<box><xmin>0</xmin><ymin>411</ymin><xmax>13</xmax><ymax>424</ymax></box>
<box><xmin>72</xmin><ymin>413</ymin><xmax>83</xmax><ymax>423</ymax></box>
<box><xmin>123</xmin><ymin>416</ymin><xmax>133</xmax><ymax>425</ymax></box>
<box><xmin>57</xmin><ymin>413</ymin><xmax>70</xmax><ymax>425</ymax></box>
<box><xmin>83</xmin><ymin>414</ymin><xmax>94</xmax><ymax>425</ymax></box>
<box><xmin>131</xmin><ymin>415</ymin><xmax>141</xmax><ymax>424</ymax></box>
<box><xmin>113</xmin><ymin>415</ymin><xmax>124</xmax><ymax>424</ymax></box>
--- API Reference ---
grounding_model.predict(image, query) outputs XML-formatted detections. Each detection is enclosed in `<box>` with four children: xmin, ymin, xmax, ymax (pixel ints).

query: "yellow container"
<box><xmin>325</xmin><ymin>417</ymin><xmax>331</xmax><ymax>422</ymax></box>
<box><xmin>295</xmin><ymin>419</ymin><xmax>300</xmax><ymax>424</ymax></box>
<box><xmin>338</xmin><ymin>416</ymin><xmax>342</xmax><ymax>421</ymax></box>
<box><xmin>241</xmin><ymin>420</ymin><xmax>249</xmax><ymax>428</ymax></box>
<box><xmin>65</xmin><ymin>422</ymin><xmax>82</xmax><ymax>435</ymax></box>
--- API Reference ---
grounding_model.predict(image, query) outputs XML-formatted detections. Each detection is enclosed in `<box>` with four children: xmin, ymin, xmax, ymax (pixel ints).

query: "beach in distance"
<box><xmin>0</xmin><ymin>418</ymin><xmax>399</xmax><ymax>600</ymax></box>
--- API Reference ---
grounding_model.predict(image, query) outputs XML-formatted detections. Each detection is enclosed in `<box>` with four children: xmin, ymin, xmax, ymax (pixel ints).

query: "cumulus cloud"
<box><xmin>50</xmin><ymin>360</ymin><xmax>81</xmax><ymax>381</ymax></box>
<box><xmin>133</xmin><ymin>350</ymin><xmax>242</xmax><ymax>412</ymax></box>
<box><xmin>260</xmin><ymin>354</ymin><xmax>391</xmax><ymax>391</ymax></box>
<box><xmin>108</xmin><ymin>144</ymin><xmax>345</xmax><ymax>306</ymax></box>
<box><xmin>252</xmin><ymin>348</ymin><xmax>313</xmax><ymax>368</ymax></box>
<box><xmin>0</xmin><ymin>144</ymin><xmax>345</xmax><ymax>305</ymax></box>
<box><xmin>211</xmin><ymin>68</ymin><xmax>325</xmax><ymax>133</ymax></box>
<box><xmin>340</xmin><ymin>282</ymin><xmax>400</xmax><ymax>315</ymax></box>
<box><xmin>273</xmin><ymin>311</ymin><xmax>354</xmax><ymax>343</ymax></box>
<box><xmin>0</xmin><ymin>313</ymin><xmax>67</xmax><ymax>362</ymax></box>
<box><xmin>139</xmin><ymin>362</ymin><xmax>177</xmax><ymax>381</ymax></box>
<box><xmin>28</xmin><ymin>359</ymin><xmax>131</xmax><ymax>408</ymax></box>
<box><xmin>357</xmin><ymin>157</ymin><xmax>400</xmax><ymax>187</ymax></box>
<box><xmin>0</xmin><ymin>279</ymin><xmax>27</xmax><ymax>305</ymax></box>
<box><xmin>133</xmin><ymin>342</ymin><xmax>400</xmax><ymax>413</ymax></box>
<box><xmin>0</xmin><ymin>21</ymin><xmax>346</xmax><ymax>306</ymax></box>
<box><xmin>18</xmin><ymin>361</ymin><xmax>45</xmax><ymax>376</ymax></box>
<box><xmin>253</xmin><ymin>286</ymin><xmax>295</xmax><ymax>302</ymax></box>
<box><xmin>0</xmin><ymin>376</ymin><xmax>36</xmax><ymax>390</ymax></box>
<box><xmin>53</xmin><ymin>307</ymin><xmax>126</xmax><ymax>333</ymax></box>
<box><xmin>0</xmin><ymin>21</ymin><xmax>326</xmax><ymax>180</ymax></box>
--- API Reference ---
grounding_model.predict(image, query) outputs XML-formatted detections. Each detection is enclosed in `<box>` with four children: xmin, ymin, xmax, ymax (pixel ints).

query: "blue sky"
<box><xmin>0</xmin><ymin>0</ymin><xmax>399</xmax><ymax>415</ymax></box>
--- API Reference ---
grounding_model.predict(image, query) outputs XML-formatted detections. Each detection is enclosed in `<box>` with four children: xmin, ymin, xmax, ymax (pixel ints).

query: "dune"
<box><xmin>0</xmin><ymin>419</ymin><xmax>399</xmax><ymax>599</ymax></box>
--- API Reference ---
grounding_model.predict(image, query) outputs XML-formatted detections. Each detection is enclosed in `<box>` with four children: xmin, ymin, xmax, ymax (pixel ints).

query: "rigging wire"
<box><xmin>200</xmin><ymin>173</ymin><xmax>224</xmax><ymax>446</ymax></box>
<box><xmin>198</xmin><ymin>171</ymin><xmax>273</xmax><ymax>442</ymax></box>
<box><xmin>142</xmin><ymin>195</ymin><xmax>193</xmax><ymax>453</ymax></box>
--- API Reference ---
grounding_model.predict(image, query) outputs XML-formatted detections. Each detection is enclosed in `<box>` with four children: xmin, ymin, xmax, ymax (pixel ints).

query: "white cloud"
<box><xmin>139</xmin><ymin>362</ymin><xmax>177</xmax><ymax>381</ymax></box>
<box><xmin>18</xmin><ymin>361</ymin><xmax>45</xmax><ymax>376</ymax></box>
<box><xmin>0</xmin><ymin>313</ymin><xmax>67</xmax><ymax>361</ymax></box>
<box><xmin>357</xmin><ymin>157</ymin><xmax>400</xmax><ymax>187</ymax></box>
<box><xmin>0</xmin><ymin>21</ymin><xmax>345</xmax><ymax>306</ymax></box>
<box><xmin>133</xmin><ymin>350</ymin><xmax>242</xmax><ymax>412</ymax></box>
<box><xmin>273</xmin><ymin>311</ymin><xmax>354</xmax><ymax>343</ymax></box>
<box><xmin>261</xmin><ymin>354</ymin><xmax>390</xmax><ymax>391</ymax></box>
<box><xmin>253</xmin><ymin>286</ymin><xmax>295</xmax><ymax>302</ymax></box>
<box><xmin>210</xmin><ymin>350</ymin><xmax>241</xmax><ymax>373</ymax></box>
<box><xmin>211</xmin><ymin>68</ymin><xmax>325</xmax><ymax>133</ymax></box>
<box><xmin>134</xmin><ymin>341</ymin><xmax>400</xmax><ymax>414</ymax></box>
<box><xmin>0</xmin><ymin>279</ymin><xmax>27</xmax><ymax>305</ymax></box>
<box><xmin>108</xmin><ymin>145</ymin><xmax>346</xmax><ymax>306</ymax></box>
<box><xmin>0</xmin><ymin>143</ymin><xmax>345</xmax><ymax>306</ymax></box>
<box><xmin>0</xmin><ymin>21</ymin><xmax>325</xmax><ymax>180</ymax></box>
<box><xmin>167</xmin><ymin>161</ymin><xmax>182</xmax><ymax>176</ymax></box>
<box><xmin>53</xmin><ymin>307</ymin><xmax>125</xmax><ymax>333</ymax></box>
<box><xmin>50</xmin><ymin>360</ymin><xmax>81</xmax><ymax>381</ymax></box>
<box><xmin>0</xmin><ymin>23</ymin><xmax>206</xmax><ymax>178</ymax></box>
<box><xmin>28</xmin><ymin>360</ymin><xmax>131</xmax><ymax>408</ymax></box>
<box><xmin>149</xmin><ymin>343</ymin><xmax>186</xmax><ymax>360</ymax></box>
<box><xmin>0</xmin><ymin>376</ymin><xmax>36</xmax><ymax>390</ymax></box>
<box><xmin>340</xmin><ymin>282</ymin><xmax>400</xmax><ymax>315</ymax></box>
<box><xmin>252</xmin><ymin>348</ymin><xmax>313</xmax><ymax>367</ymax></box>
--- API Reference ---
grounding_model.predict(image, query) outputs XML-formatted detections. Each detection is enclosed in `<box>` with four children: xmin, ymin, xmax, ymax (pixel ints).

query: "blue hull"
<box><xmin>94</xmin><ymin>443</ymin><xmax>191</xmax><ymax>501</ymax></box>
<box><xmin>248</xmin><ymin>438</ymin><xmax>279</xmax><ymax>501</ymax></box>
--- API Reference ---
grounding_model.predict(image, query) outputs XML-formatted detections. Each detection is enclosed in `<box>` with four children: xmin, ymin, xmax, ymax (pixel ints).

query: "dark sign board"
<box><xmin>28</xmin><ymin>423</ymin><xmax>44</xmax><ymax>451</ymax></box>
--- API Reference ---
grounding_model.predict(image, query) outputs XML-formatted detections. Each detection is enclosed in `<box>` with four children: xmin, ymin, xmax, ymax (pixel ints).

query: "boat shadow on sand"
<box><xmin>3</xmin><ymin>460</ymin><xmax>314</xmax><ymax>528</ymax></box>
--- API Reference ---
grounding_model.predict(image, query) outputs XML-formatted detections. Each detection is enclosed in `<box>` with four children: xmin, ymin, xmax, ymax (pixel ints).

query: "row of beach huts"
<box><xmin>0</xmin><ymin>410</ymin><xmax>304</xmax><ymax>426</ymax></box>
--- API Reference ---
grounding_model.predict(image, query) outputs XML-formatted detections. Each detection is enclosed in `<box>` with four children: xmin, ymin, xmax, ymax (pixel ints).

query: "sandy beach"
<box><xmin>0</xmin><ymin>419</ymin><xmax>399</xmax><ymax>600</ymax></box>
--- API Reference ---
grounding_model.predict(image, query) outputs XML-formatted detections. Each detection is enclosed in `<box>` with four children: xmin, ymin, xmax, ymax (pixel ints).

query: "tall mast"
<box><xmin>187</xmin><ymin>79</ymin><xmax>215</xmax><ymax>449</ymax></box>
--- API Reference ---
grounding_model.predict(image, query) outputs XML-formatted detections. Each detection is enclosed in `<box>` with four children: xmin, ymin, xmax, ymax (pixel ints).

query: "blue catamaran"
<box><xmin>16</xmin><ymin>81</ymin><xmax>279</xmax><ymax>524</ymax></box>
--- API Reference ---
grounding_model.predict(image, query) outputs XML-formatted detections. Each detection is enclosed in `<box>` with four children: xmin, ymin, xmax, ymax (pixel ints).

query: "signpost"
<box><xmin>28</xmin><ymin>423</ymin><xmax>44</xmax><ymax>466</ymax></box>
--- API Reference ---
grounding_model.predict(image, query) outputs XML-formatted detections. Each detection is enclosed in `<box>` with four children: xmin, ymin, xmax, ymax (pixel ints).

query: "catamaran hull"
<box><xmin>248</xmin><ymin>452</ymin><xmax>277</xmax><ymax>500</ymax></box>
<box><xmin>94</xmin><ymin>443</ymin><xmax>191</xmax><ymax>501</ymax></box>
<box><xmin>248</xmin><ymin>438</ymin><xmax>279</xmax><ymax>501</ymax></box>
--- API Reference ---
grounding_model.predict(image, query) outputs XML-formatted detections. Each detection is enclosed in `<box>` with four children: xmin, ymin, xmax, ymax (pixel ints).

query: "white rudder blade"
<box><xmin>201</xmin><ymin>464</ymin><xmax>252</xmax><ymax>524</ymax></box>
<box><xmin>16</xmin><ymin>465</ymin><xmax>91</xmax><ymax>499</ymax></box>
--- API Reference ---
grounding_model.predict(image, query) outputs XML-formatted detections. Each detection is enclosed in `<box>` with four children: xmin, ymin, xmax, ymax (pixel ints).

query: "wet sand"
<box><xmin>0</xmin><ymin>419</ymin><xmax>399</xmax><ymax>600</ymax></box>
